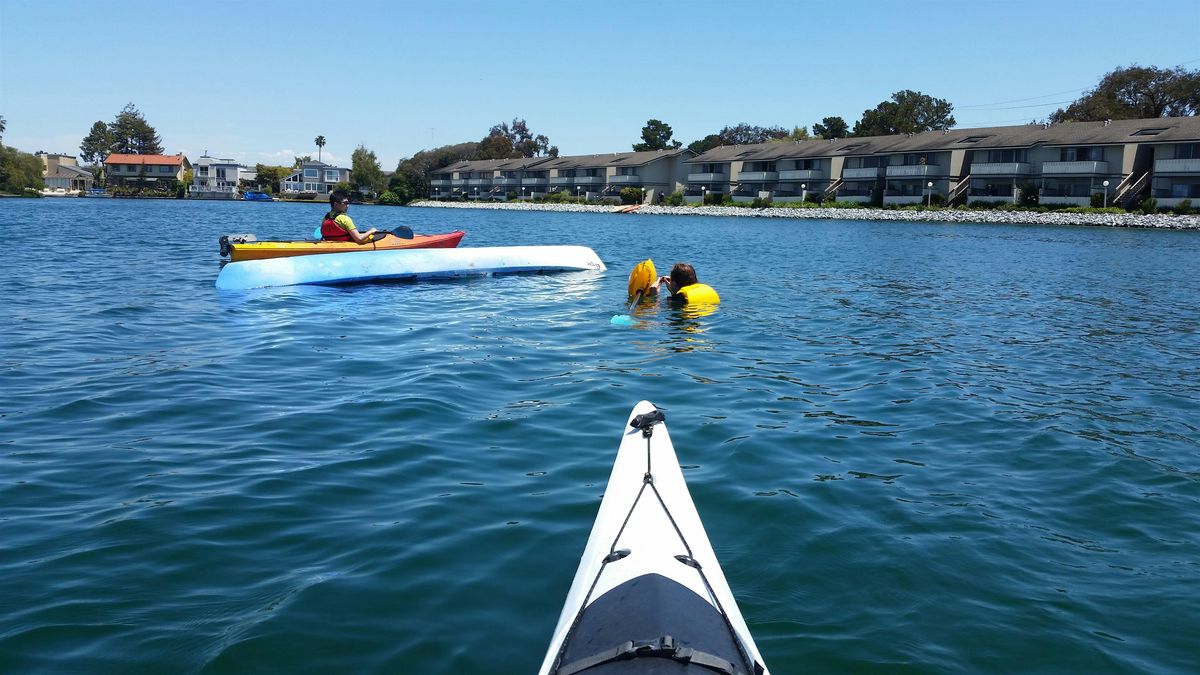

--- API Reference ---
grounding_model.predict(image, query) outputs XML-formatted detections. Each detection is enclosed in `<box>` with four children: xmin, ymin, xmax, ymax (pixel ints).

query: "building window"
<box><xmin>198</xmin><ymin>167</ymin><xmax>209</xmax><ymax>176</ymax></box>
<box><xmin>1175</xmin><ymin>144</ymin><xmax>1199</xmax><ymax>160</ymax></box>
<box><xmin>304</xmin><ymin>168</ymin><xmax>318</xmax><ymax>179</ymax></box>
<box><xmin>161</xmin><ymin>165</ymin><xmax>173</xmax><ymax>173</ymax></box>
<box><xmin>216</xmin><ymin>168</ymin><xmax>227</xmax><ymax>179</ymax></box>
<box><xmin>324</xmin><ymin>170</ymin><xmax>339</xmax><ymax>182</ymax></box>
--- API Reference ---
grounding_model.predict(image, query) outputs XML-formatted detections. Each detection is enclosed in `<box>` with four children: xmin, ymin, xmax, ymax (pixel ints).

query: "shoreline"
<box><xmin>410</xmin><ymin>200</ymin><xmax>1200</xmax><ymax>230</ymax></box>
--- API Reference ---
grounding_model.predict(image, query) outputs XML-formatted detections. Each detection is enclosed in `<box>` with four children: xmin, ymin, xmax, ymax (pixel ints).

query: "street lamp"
<box><xmin>801</xmin><ymin>183</ymin><xmax>807</xmax><ymax>202</ymax></box>
<box><xmin>702</xmin><ymin>187</ymin><xmax>707</xmax><ymax>204</ymax></box>
<box><xmin>1102</xmin><ymin>179</ymin><xmax>1110</xmax><ymax>208</ymax></box>
<box><xmin>927</xmin><ymin>181</ymin><xmax>934</xmax><ymax>207</ymax></box>
<box><xmin>522</xmin><ymin>186</ymin><xmax>527</xmax><ymax>200</ymax></box>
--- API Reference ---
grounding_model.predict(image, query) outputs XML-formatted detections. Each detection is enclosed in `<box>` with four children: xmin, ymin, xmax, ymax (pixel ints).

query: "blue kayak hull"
<box><xmin>215</xmin><ymin>245</ymin><xmax>606</xmax><ymax>290</ymax></box>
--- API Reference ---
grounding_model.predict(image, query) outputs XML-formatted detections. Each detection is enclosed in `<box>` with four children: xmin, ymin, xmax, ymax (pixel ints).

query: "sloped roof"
<box><xmin>104</xmin><ymin>153</ymin><xmax>187</xmax><ymax>166</ymax></box>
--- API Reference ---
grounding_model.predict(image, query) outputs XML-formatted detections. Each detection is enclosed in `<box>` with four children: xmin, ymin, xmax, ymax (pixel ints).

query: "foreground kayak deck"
<box><xmin>226</xmin><ymin>230</ymin><xmax>465</xmax><ymax>262</ymax></box>
<box><xmin>540</xmin><ymin>401</ymin><xmax>769</xmax><ymax>675</ymax></box>
<box><xmin>214</xmin><ymin>245</ymin><xmax>606</xmax><ymax>290</ymax></box>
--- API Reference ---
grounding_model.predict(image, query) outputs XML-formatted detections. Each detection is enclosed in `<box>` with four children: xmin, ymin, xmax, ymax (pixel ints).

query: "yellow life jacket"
<box><xmin>676</xmin><ymin>282</ymin><xmax>719</xmax><ymax>304</ymax></box>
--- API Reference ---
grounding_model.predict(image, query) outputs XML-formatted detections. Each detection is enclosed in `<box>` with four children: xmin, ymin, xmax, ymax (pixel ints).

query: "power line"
<box><xmin>957</xmin><ymin>89</ymin><xmax>1087</xmax><ymax>109</ymax></box>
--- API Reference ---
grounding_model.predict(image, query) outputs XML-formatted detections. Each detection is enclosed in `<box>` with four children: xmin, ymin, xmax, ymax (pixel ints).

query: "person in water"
<box><xmin>653</xmin><ymin>262</ymin><xmax>720</xmax><ymax>304</ymax></box>
<box><xmin>321</xmin><ymin>190</ymin><xmax>378</xmax><ymax>243</ymax></box>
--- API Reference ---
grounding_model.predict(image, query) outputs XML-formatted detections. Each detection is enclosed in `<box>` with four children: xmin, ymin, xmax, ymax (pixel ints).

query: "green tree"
<box><xmin>633</xmin><ymin>119</ymin><xmax>683</xmax><ymax>151</ymax></box>
<box><xmin>477</xmin><ymin>118</ymin><xmax>557</xmax><ymax>159</ymax></box>
<box><xmin>109</xmin><ymin>103</ymin><xmax>163</xmax><ymax>154</ymax></box>
<box><xmin>314</xmin><ymin>135</ymin><xmax>326</xmax><ymax>162</ymax></box>
<box><xmin>0</xmin><ymin>115</ymin><xmax>6</xmax><ymax>145</ymax></box>
<box><xmin>293</xmin><ymin>155</ymin><xmax>312</xmax><ymax>168</ymax></box>
<box><xmin>254</xmin><ymin>164</ymin><xmax>291</xmax><ymax>193</ymax></box>
<box><xmin>351</xmin><ymin>145</ymin><xmax>386</xmax><ymax>196</ymax></box>
<box><xmin>79</xmin><ymin>120</ymin><xmax>113</xmax><ymax>169</ymax></box>
<box><xmin>0</xmin><ymin>145</ymin><xmax>45</xmax><ymax>194</ymax></box>
<box><xmin>769</xmin><ymin>126</ymin><xmax>810</xmax><ymax>143</ymax></box>
<box><xmin>687</xmin><ymin>134</ymin><xmax>723</xmax><ymax>155</ymax></box>
<box><xmin>813</xmin><ymin>116</ymin><xmax>849</xmax><ymax>139</ymax></box>
<box><xmin>717</xmin><ymin>123</ymin><xmax>790</xmax><ymax>145</ymax></box>
<box><xmin>391</xmin><ymin>141</ymin><xmax>478</xmax><ymax>203</ymax></box>
<box><xmin>1050</xmin><ymin>65</ymin><xmax>1200</xmax><ymax>122</ymax></box>
<box><xmin>852</xmin><ymin>90</ymin><xmax>955</xmax><ymax>136</ymax></box>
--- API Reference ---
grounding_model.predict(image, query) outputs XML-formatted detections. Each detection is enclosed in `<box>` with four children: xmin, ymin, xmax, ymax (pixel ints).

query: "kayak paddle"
<box><xmin>610</xmin><ymin>259</ymin><xmax>656</xmax><ymax>326</ymax></box>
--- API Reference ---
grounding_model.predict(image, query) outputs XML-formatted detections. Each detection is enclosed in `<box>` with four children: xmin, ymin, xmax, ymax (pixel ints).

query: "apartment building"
<box><xmin>683</xmin><ymin>116</ymin><xmax>1200</xmax><ymax>208</ymax></box>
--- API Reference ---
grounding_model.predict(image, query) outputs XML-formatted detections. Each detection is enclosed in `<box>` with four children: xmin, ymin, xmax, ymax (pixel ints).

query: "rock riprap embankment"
<box><xmin>410</xmin><ymin>200</ymin><xmax>1200</xmax><ymax>230</ymax></box>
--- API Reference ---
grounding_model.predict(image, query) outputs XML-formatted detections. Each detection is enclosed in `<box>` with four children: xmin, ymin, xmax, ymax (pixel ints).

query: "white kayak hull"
<box><xmin>540</xmin><ymin>401</ymin><xmax>769</xmax><ymax>674</ymax></box>
<box><xmin>214</xmin><ymin>245</ymin><xmax>606</xmax><ymax>290</ymax></box>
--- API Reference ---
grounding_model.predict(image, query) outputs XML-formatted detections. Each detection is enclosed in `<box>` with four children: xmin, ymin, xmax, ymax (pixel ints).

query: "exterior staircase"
<box><xmin>1113</xmin><ymin>172</ymin><xmax>1149</xmax><ymax>209</ymax></box>
<box><xmin>947</xmin><ymin>175</ymin><xmax>971</xmax><ymax>206</ymax></box>
<box><xmin>821</xmin><ymin>178</ymin><xmax>843</xmax><ymax>202</ymax></box>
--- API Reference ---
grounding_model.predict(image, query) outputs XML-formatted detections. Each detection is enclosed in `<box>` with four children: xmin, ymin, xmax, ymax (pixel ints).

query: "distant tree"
<box><xmin>687</xmin><ymin>134</ymin><xmax>723</xmax><ymax>155</ymax></box>
<box><xmin>0</xmin><ymin>145</ymin><xmax>45</xmax><ymax>193</ymax></box>
<box><xmin>293</xmin><ymin>155</ymin><xmax>312</xmax><ymax>168</ymax></box>
<box><xmin>1050</xmin><ymin>65</ymin><xmax>1200</xmax><ymax>122</ymax></box>
<box><xmin>109</xmin><ymin>103</ymin><xmax>163</xmax><ymax>154</ymax></box>
<box><xmin>852</xmin><ymin>90</ymin><xmax>956</xmax><ymax>136</ymax></box>
<box><xmin>477</xmin><ymin>118</ymin><xmax>557</xmax><ymax>159</ymax></box>
<box><xmin>633</xmin><ymin>119</ymin><xmax>682</xmax><ymax>151</ymax></box>
<box><xmin>254</xmin><ymin>164</ymin><xmax>291</xmax><ymax>193</ymax></box>
<box><xmin>314</xmin><ymin>135</ymin><xmax>326</xmax><ymax>162</ymax></box>
<box><xmin>350</xmin><ymin>144</ymin><xmax>386</xmax><ymax>195</ymax></box>
<box><xmin>79</xmin><ymin>120</ymin><xmax>113</xmax><ymax>180</ymax></box>
<box><xmin>769</xmin><ymin>126</ymin><xmax>810</xmax><ymax>143</ymax></box>
<box><xmin>813</xmin><ymin>116</ymin><xmax>849</xmax><ymax>139</ymax></box>
<box><xmin>717</xmin><ymin>123</ymin><xmax>790</xmax><ymax>145</ymax></box>
<box><xmin>0</xmin><ymin>115</ymin><xmax>5</xmax><ymax>145</ymax></box>
<box><xmin>391</xmin><ymin>141</ymin><xmax>479</xmax><ymax>203</ymax></box>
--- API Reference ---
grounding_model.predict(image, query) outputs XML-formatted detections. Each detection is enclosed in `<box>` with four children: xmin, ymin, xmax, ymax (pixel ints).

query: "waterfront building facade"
<box><xmin>37</xmin><ymin>152</ymin><xmax>94</xmax><ymax>196</ymax></box>
<box><xmin>280</xmin><ymin>161</ymin><xmax>349</xmax><ymax>196</ymax></box>
<box><xmin>190</xmin><ymin>155</ymin><xmax>241</xmax><ymax>199</ymax></box>
<box><xmin>103</xmin><ymin>153</ymin><xmax>191</xmax><ymax>188</ymax></box>
<box><xmin>681</xmin><ymin>117</ymin><xmax>1200</xmax><ymax>208</ymax></box>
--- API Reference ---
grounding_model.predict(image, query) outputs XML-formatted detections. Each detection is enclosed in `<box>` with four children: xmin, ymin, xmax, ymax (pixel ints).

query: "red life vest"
<box><xmin>321</xmin><ymin>211</ymin><xmax>352</xmax><ymax>241</ymax></box>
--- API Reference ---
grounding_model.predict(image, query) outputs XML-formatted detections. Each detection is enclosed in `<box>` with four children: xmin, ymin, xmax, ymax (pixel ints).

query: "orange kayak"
<box><xmin>223</xmin><ymin>230</ymin><xmax>465</xmax><ymax>262</ymax></box>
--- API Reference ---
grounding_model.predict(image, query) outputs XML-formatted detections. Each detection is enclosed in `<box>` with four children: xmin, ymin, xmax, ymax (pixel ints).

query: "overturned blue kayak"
<box><xmin>215</xmin><ymin>245</ymin><xmax>606</xmax><ymax>290</ymax></box>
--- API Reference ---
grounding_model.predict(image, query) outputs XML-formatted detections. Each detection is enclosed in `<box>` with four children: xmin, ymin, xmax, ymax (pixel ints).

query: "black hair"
<box><xmin>330</xmin><ymin>189</ymin><xmax>350</xmax><ymax>206</ymax></box>
<box><xmin>670</xmin><ymin>262</ymin><xmax>698</xmax><ymax>289</ymax></box>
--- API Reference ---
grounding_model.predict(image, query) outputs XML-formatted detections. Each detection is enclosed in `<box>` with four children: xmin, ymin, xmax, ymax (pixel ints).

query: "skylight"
<box><xmin>1131</xmin><ymin>128</ymin><xmax>1167</xmax><ymax>136</ymax></box>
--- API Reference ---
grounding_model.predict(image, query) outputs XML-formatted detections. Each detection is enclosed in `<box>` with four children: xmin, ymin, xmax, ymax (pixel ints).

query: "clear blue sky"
<box><xmin>2</xmin><ymin>0</ymin><xmax>1197</xmax><ymax>170</ymax></box>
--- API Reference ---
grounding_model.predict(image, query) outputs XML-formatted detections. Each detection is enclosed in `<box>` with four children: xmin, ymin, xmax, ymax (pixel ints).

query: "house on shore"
<box><xmin>280</xmin><ymin>161</ymin><xmax>350</xmax><ymax>197</ymax></box>
<box><xmin>190</xmin><ymin>155</ymin><xmax>241</xmax><ymax>199</ymax></box>
<box><xmin>103</xmin><ymin>153</ymin><xmax>191</xmax><ymax>190</ymax></box>
<box><xmin>37</xmin><ymin>152</ymin><xmax>94</xmax><ymax>196</ymax></box>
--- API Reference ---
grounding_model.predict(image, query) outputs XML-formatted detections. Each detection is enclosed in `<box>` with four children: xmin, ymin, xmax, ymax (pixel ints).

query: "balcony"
<box><xmin>430</xmin><ymin>179</ymin><xmax>450</xmax><ymax>187</ymax></box>
<box><xmin>467</xmin><ymin>178</ymin><xmax>492</xmax><ymax>186</ymax></box>
<box><xmin>1154</xmin><ymin>158</ymin><xmax>1200</xmax><ymax>174</ymax></box>
<box><xmin>451</xmin><ymin>179</ymin><xmax>467</xmax><ymax>186</ymax></box>
<box><xmin>575</xmin><ymin>176</ymin><xmax>604</xmax><ymax>185</ymax></box>
<box><xmin>736</xmin><ymin>171</ymin><xmax>778</xmax><ymax>181</ymax></box>
<box><xmin>493</xmin><ymin>177</ymin><xmax>519</xmax><ymax>186</ymax></box>
<box><xmin>1041</xmin><ymin>161</ymin><xmax>1108</xmax><ymax>175</ymax></box>
<box><xmin>842</xmin><ymin>167</ymin><xmax>880</xmax><ymax>179</ymax></box>
<box><xmin>778</xmin><ymin>169</ymin><xmax>824</xmax><ymax>181</ymax></box>
<box><xmin>687</xmin><ymin>172</ymin><xmax>727</xmax><ymax>182</ymax></box>
<box><xmin>886</xmin><ymin>164</ymin><xmax>943</xmax><ymax>178</ymax></box>
<box><xmin>521</xmin><ymin>177</ymin><xmax>549</xmax><ymax>186</ymax></box>
<box><xmin>551</xmin><ymin>176</ymin><xmax>574</xmax><ymax>185</ymax></box>
<box><xmin>969</xmin><ymin>162</ymin><xmax>1032</xmax><ymax>176</ymax></box>
<box><xmin>609</xmin><ymin>174</ymin><xmax>642</xmax><ymax>184</ymax></box>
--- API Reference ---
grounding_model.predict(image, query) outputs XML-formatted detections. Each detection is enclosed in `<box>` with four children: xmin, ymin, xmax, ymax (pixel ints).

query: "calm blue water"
<box><xmin>2</xmin><ymin>198</ymin><xmax>1198</xmax><ymax>673</ymax></box>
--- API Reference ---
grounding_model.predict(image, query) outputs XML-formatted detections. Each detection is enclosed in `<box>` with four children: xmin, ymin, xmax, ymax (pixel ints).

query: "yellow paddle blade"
<box><xmin>627</xmin><ymin>259</ymin><xmax>656</xmax><ymax>297</ymax></box>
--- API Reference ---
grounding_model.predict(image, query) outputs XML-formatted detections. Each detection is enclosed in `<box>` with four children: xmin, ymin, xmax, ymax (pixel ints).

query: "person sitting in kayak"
<box><xmin>321</xmin><ymin>190</ymin><xmax>378</xmax><ymax>243</ymax></box>
<box><xmin>653</xmin><ymin>262</ymin><xmax>720</xmax><ymax>304</ymax></box>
